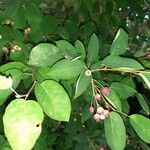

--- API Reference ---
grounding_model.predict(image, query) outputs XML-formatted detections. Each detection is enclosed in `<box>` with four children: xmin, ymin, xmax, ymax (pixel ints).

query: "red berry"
<box><xmin>99</xmin><ymin>114</ymin><xmax>105</xmax><ymax>120</ymax></box>
<box><xmin>93</xmin><ymin>113</ymin><xmax>100</xmax><ymax>122</ymax></box>
<box><xmin>89</xmin><ymin>106</ymin><xmax>94</xmax><ymax>113</ymax></box>
<box><xmin>94</xmin><ymin>93</ymin><xmax>101</xmax><ymax>101</ymax></box>
<box><xmin>101</xmin><ymin>87</ymin><xmax>110</xmax><ymax>95</ymax></box>
<box><xmin>102</xmin><ymin>109</ymin><xmax>110</xmax><ymax>117</ymax></box>
<box><xmin>97</xmin><ymin>107</ymin><xmax>104</xmax><ymax>114</ymax></box>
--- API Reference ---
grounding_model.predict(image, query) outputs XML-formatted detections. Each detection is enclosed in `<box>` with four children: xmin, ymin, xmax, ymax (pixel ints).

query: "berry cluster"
<box><xmin>89</xmin><ymin>87</ymin><xmax>110</xmax><ymax>122</ymax></box>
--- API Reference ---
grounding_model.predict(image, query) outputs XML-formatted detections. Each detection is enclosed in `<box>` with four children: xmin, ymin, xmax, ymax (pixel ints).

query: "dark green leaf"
<box><xmin>24</xmin><ymin>3</ymin><xmax>42</xmax><ymax>26</ymax></box>
<box><xmin>135</xmin><ymin>93</ymin><xmax>149</xmax><ymax>115</ymax></box>
<box><xmin>74</xmin><ymin>40</ymin><xmax>86</xmax><ymax>60</ymax></box>
<box><xmin>87</xmin><ymin>33</ymin><xmax>99</xmax><ymax>66</ymax></box>
<box><xmin>110</xmin><ymin>82</ymin><xmax>136</xmax><ymax>99</ymax></box>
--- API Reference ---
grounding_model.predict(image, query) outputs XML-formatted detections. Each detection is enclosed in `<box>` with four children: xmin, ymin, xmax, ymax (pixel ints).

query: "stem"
<box><xmin>24</xmin><ymin>81</ymin><xmax>36</xmax><ymax>100</ymax></box>
<box><xmin>92</xmin><ymin>67</ymin><xmax>150</xmax><ymax>74</ymax></box>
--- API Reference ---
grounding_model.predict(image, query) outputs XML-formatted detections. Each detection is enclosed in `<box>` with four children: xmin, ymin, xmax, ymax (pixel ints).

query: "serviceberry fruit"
<box><xmin>97</xmin><ymin>107</ymin><xmax>104</xmax><ymax>114</ymax></box>
<box><xmin>102</xmin><ymin>109</ymin><xmax>110</xmax><ymax>117</ymax></box>
<box><xmin>101</xmin><ymin>87</ymin><xmax>110</xmax><ymax>95</ymax></box>
<box><xmin>99</xmin><ymin>114</ymin><xmax>105</xmax><ymax>120</ymax></box>
<box><xmin>94</xmin><ymin>93</ymin><xmax>101</xmax><ymax>101</ymax></box>
<box><xmin>93</xmin><ymin>113</ymin><xmax>100</xmax><ymax>122</ymax></box>
<box><xmin>89</xmin><ymin>106</ymin><xmax>94</xmax><ymax>113</ymax></box>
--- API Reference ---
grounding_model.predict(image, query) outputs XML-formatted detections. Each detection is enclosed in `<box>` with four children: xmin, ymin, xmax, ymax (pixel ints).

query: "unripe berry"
<box><xmin>89</xmin><ymin>106</ymin><xmax>94</xmax><ymax>113</ymax></box>
<box><xmin>102</xmin><ymin>109</ymin><xmax>110</xmax><ymax>117</ymax></box>
<box><xmin>94</xmin><ymin>93</ymin><xmax>101</xmax><ymax>101</ymax></box>
<box><xmin>101</xmin><ymin>87</ymin><xmax>110</xmax><ymax>95</ymax></box>
<box><xmin>93</xmin><ymin>113</ymin><xmax>100</xmax><ymax>122</ymax></box>
<box><xmin>97</xmin><ymin>107</ymin><xmax>104</xmax><ymax>114</ymax></box>
<box><xmin>99</xmin><ymin>114</ymin><xmax>105</xmax><ymax>120</ymax></box>
<box><xmin>85</xmin><ymin>69</ymin><xmax>91</xmax><ymax>76</ymax></box>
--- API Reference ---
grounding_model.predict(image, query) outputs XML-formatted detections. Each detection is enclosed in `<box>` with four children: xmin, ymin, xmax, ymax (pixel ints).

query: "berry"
<box><xmin>93</xmin><ymin>113</ymin><xmax>100</xmax><ymax>122</ymax></box>
<box><xmin>85</xmin><ymin>69</ymin><xmax>91</xmax><ymax>76</ymax></box>
<box><xmin>89</xmin><ymin>106</ymin><xmax>94</xmax><ymax>113</ymax></box>
<box><xmin>94</xmin><ymin>93</ymin><xmax>101</xmax><ymax>101</ymax></box>
<box><xmin>99</xmin><ymin>114</ymin><xmax>105</xmax><ymax>120</ymax></box>
<box><xmin>97</xmin><ymin>107</ymin><xmax>104</xmax><ymax>114</ymax></box>
<box><xmin>101</xmin><ymin>87</ymin><xmax>110</xmax><ymax>95</ymax></box>
<box><xmin>102</xmin><ymin>109</ymin><xmax>110</xmax><ymax>117</ymax></box>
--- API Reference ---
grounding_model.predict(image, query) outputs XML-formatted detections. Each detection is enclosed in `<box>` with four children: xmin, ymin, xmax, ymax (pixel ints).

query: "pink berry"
<box><xmin>94</xmin><ymin>93</ymin><xmax>101</xmax><ymax>101</ymax></box>
<box><xmin>89</xmin><ymin>106</ymin><xmax>94</xmax><ymax>113</ymax></box>
<box><xmin>97</xmin><ymin>107</ymin><xmax>104</xmax><ymax>114</ymax></box>
<box><xmin>101</xmin><ymin>87</ymin><xmax>110</xmax><ymax>95</ymax></box>
<box><xmin>93</xmin><ymin>113</ymin><xmax>100</xmax><ymax>122</ymax></box>
<box><xmin>102</xmin><ymin>109</ymin><xmax>110</xmax><ymax>117</ymax></box>
<box><xmin>99</xmin><ymin>114</ymin><xmax>105</xmax><ymax>120</ymax></box>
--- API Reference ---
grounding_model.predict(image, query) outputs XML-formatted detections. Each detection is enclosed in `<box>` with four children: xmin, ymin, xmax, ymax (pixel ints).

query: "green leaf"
<box><xmin>0</xmin><ymin>69</ymin><xmax>22</xmax><ymax>106</ymax></box>
<box><xmin>34</xmin><ymin>80</ymin><xmax>71</xmax><ymax>121</ymax></box>
<box><xmin>12</xmin><ymin>7</ymin><xmax>26</xmax><ymax>29</ymax></box>
<box><xmin>102</xmin><ymin>55</ymin><xmax>144</xmax><ymax>69</ymax></box>
<box><xmin>24</xmin><ymin>3</ymin><xmax>42</xmax><ymax>26</ymax></box>
<box><xmin>3</xmin><ymin>99</ymin><xmax>44</xmax><ymax>150</ymax></box>
<box><xmin>0</xmin><ymin>62</ymin><xmax>25</xmax><ymax>72</ymax></box>
<box><xmin>74</xmin><ymin>40</ymin><xmax>86</xmax><ymax>60</ymax></box>
<box><xmin>74</xmin><ymin>70</ymin><xmax>92</xmax><ymax>99</ymax></box>
<box><xmin>104</xmin><ymin>112</ymin><xmax>126</xmax><ymax>150</ymax></box>
<box><xmin>137</xmin><ymin>73</ymin><xmax>150</xmax><ymax>90</ymax></box>
<box><xmin>41</xmin><ymin>16</ymin><xmax>58</xmax><ymax>35</ymax></box>
<box><xmin>129</xmin><ymin>114</ymin><xmax>150</xmax><ymax>143</ymax></box>
<box><xmin>35</xmin><ymin>67</ymin><xmax>59</xmax><ymax>82</ymax></box>
<box><xmin>4</xmin><ymin>0</ymin><xmax>20</xmax><ymax>17</ymax></box>
<box><xmin>87</xmin><ymin>33</ymin><xmax>99</xmax><ymax>66</ymax></box>
<box><xmin>47</xmin><ymin>59</ymin><xmax>84</xmax><ymax>80</ymax></box>
<box><xmin>135</xmin><ymin>93</ymin><xmax>149</xmax><ymax>115</ymax></box>
<box><xmin>28</xmin><ymin>26</ymin><xmax>43</xmax><ymax>43</ymax></box>
<box><xmin>56</xmin><ymin>40</ymin><xmax>77</xmax><ymax>57</ymax></box>
<box><xmin>28</xmin><ymin>43</ymin><xmax>62</xmax><ymax>67</ymax></box>
<box><xmin>110</xmin><ymin>28</ymin><xmax>128</xmax><ymax>55</ymax></box>
<box><xmin>104</xmin><ymin>88</ymin><xmax>122</xmax><ymax>111</ymax></box>
<box><xmin>110</xmin><ymin>82</ymin><xmax>136</xmax><ymax>99</ymax></box>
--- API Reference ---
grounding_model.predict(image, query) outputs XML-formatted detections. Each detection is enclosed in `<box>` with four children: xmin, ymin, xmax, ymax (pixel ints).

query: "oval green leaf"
<box><xmin>87</xmin><ymin>33</ymin><xmax>99</xmax><ymax>66</ymax></box>
<box><xmin>110</xmin><ymin>28</ymin><xmax>128</xmax><ymax>56</ymax></box>
<box><xmin>34</xmin><ymin>80</ymin><xmax>71</xmax><ymax>121</ymax></box>
<box><xmin>28</xmin><ymin>43</ymin><xmax>62</xmax><ymax>67</ymax></box>
<box><xmin>3</xmin><ymin>99</ymin><xmax>44</xmax><ymax>150</ymax></box>
<box><xmin>104</xmin><ymin>112</ymin><xmax>126</xmax><ymax>150</ymax></box>
<box><xmin>104</xmin><ymin>88</ymin><xmax>122</xmax><ymax>111</ymax></box>
<box><xmin>102</xmin><ymin>55</ymin><xmax>144</xmax><ymax>69</ymax></box>
<box><xmin>129</xmin><ymin>114</ymin><xmax>150</xmax><ymax>143</ymax></box>
<box><xmin>47</xmin><ymin>59</ymin><xmax>84</xmax><ymax>80</ymax></box>
<box><xmin>74</xmin><ymin>70</ymin><xmax>92</xmax><ymax>99</ymax></box>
